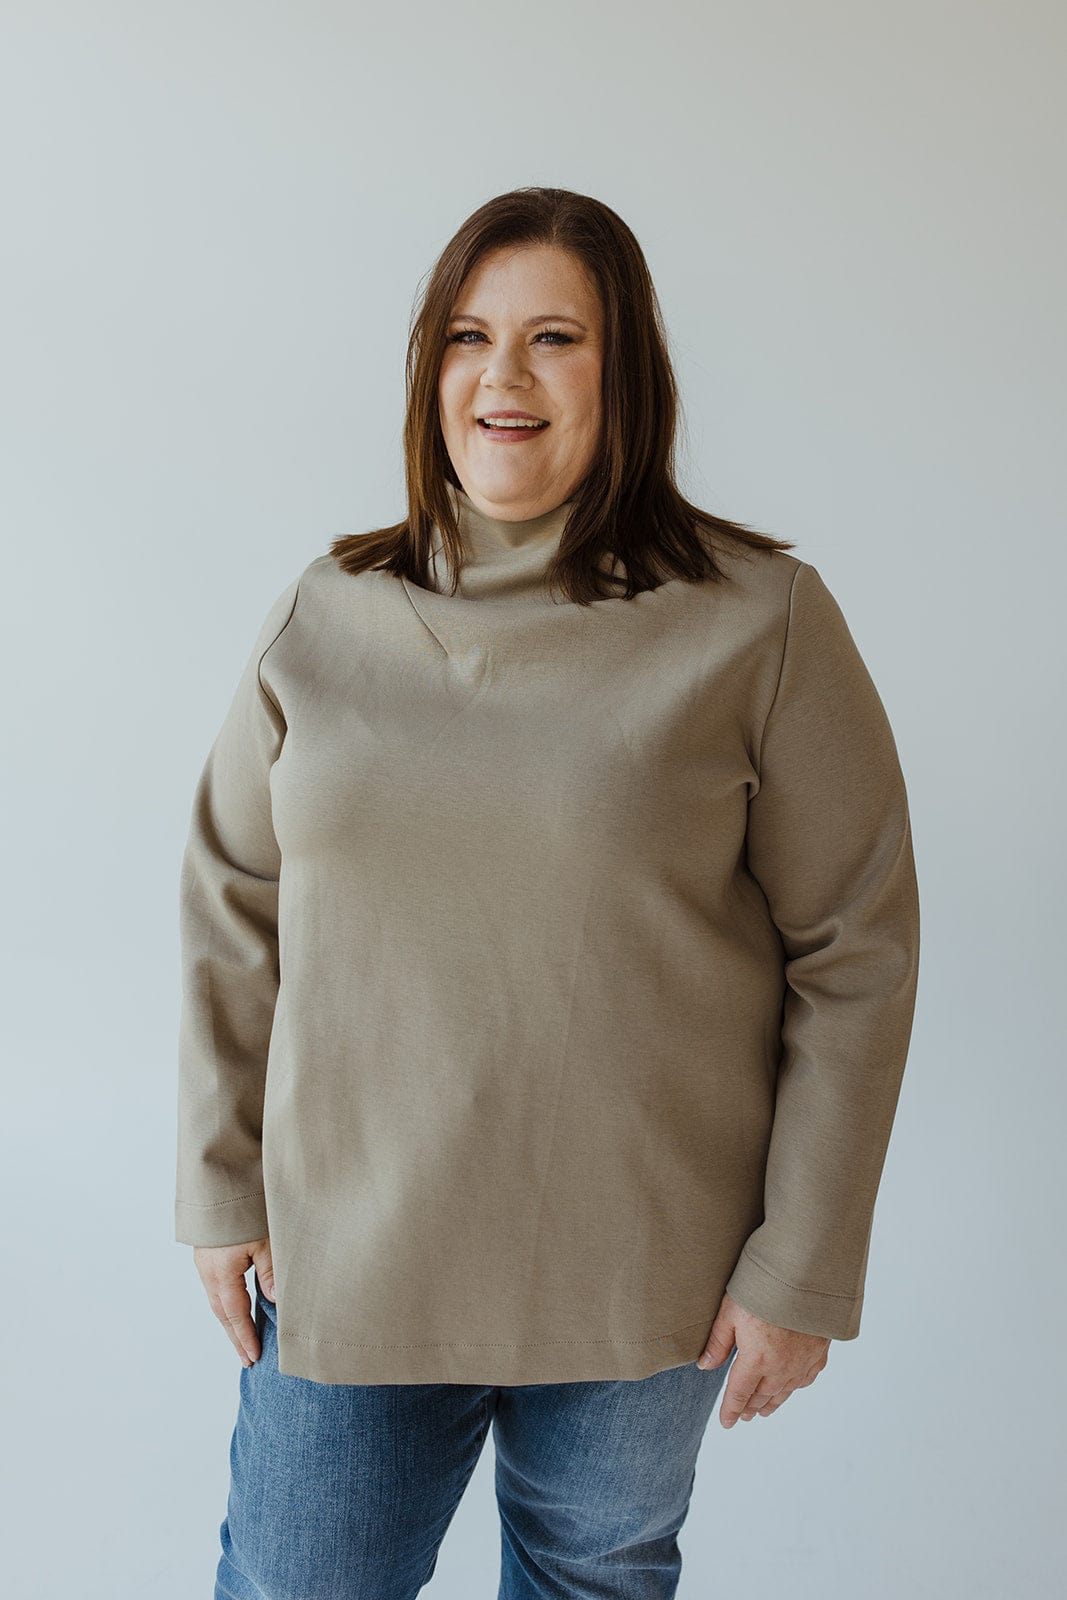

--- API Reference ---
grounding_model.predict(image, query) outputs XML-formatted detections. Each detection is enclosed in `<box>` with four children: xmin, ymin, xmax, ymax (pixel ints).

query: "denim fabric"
<box><xmin>214</xmin><ymin>1272</ymin><xmax>737</xmax><ymax>1599</ymax></box>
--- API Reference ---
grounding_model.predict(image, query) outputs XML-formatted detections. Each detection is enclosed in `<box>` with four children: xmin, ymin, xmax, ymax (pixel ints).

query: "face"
<box><xmin>438</xmin><ymin>243</ymin><xmax>604</xmax><ymax>521</ymax></box>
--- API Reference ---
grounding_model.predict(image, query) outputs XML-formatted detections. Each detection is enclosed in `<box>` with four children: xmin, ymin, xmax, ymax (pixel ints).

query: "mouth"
<box><xmin>476</xmin><ymin>413</ymin><xmax>549</xmax><ymax>431</ymax></box>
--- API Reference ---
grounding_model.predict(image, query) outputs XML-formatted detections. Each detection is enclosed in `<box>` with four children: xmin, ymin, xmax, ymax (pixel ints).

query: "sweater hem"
<box><xmin>274</xmin><ymin>1314</ymin><xmax>715</xmax><ymax>1386</ymax></box>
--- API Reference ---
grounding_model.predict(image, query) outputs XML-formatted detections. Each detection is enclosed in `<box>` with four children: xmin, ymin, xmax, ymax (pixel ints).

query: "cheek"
<box><xmin>557</xmin><ymin>368</ymin><xmax>601</xmax><ymax>428</ymax></box>
<box><xmin>562</xmin><ymin>401</ymin><xmax>602</xmax><ymax>447</ymax></box>
<box><xmin>437</xmin><ymin>363</ymin><xmax>469</xmax><ymax>417</ymax></box>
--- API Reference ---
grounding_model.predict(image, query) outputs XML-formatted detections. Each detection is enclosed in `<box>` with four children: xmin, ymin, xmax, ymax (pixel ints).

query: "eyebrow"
<box><xmin>447</xmin><ymin>313</ymin><xmax>588</xmax><ymax>331</ymax></box>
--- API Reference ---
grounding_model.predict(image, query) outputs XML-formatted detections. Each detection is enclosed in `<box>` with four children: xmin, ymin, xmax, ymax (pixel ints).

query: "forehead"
<box><xmin>452</xmin><ymin>244</ymin><xmax>601</xmax><ymax>323</ymax></box>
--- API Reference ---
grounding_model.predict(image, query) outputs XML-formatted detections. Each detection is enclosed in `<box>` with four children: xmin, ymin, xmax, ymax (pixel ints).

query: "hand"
<box><xmin>696</xmin><ymin>1290</ymin><xmax>830</xmax><ymax>1427</ymax></box>
<box><xmin>192</xmin><ymin>1238</ymin><xmax>276</xmax><ymax>1368</ymax></box>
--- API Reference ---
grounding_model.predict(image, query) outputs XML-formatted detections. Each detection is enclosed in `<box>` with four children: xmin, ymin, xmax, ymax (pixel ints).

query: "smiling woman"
<box><xmin>176</xmin><ymin>186</ymin><xmax>921</xmax><ymax>1600</ymax></box>
<box><xmin>438</xmin><ymin>248</ymin><xmax>604</xmax><ymax>519</ymax></box>
<box><xmin>327</xmin><ymin>185</ymin><xmax>796</xmax><ymax>602</ymax></box>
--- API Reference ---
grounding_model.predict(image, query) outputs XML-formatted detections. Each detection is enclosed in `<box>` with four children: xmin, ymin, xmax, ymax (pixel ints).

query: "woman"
<box><xmin>176</xmin><ymin>186</ymin><xmax>920</xmax><ymax>1598</ymax></box>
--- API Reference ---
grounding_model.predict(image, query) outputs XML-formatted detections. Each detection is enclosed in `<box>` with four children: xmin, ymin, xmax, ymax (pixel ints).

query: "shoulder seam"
<box><xmin>753</xmin><ymin>560</ymin><xmax>806</xmax><ymax>776</ymax></box>
<box><xmin>256</xmin><ymin>575</ymin><xmax>302</xmax><ymax>719</ymax></box>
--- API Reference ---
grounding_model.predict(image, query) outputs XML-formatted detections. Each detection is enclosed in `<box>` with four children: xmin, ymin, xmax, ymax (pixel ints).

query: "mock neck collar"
<box><xmin>425</xmin><ymin>483</ymin><xmax>575</xmax><ymax>601</ymax></box>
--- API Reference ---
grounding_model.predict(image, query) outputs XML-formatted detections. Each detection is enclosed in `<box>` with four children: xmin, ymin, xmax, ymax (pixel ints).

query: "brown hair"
<box><xmin>329</xmin><ymin>186</ymin><xmax>795</xmax><ymax>605</ymax></box>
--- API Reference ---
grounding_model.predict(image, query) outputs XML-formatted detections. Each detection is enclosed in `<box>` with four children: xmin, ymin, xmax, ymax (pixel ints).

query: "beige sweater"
<box><xmin>175</xmin><ymin>484</ymin><xmax>920</xmax><ymax>1385</ymax></box>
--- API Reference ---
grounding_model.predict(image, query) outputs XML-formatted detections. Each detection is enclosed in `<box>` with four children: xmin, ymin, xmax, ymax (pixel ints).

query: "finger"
<box><xmin>720</xmin><ymin>1372</ymin><xmax>789</xmax><ymax>1427</ymax></box>
<box><xmin>720</xmin><ymin>1346</ymin><xmax>829</xmax><ymax>1425</ymax></box>
<box><xmin>785</xmin><ymin>1359</ymin><xmax>824</xmax><ymax>1395</ymax></box>
<box><xmin>753</xmin><ymin>1352</ymin><xmax>828</xmax><ymax>1412</ymax></box>
<box><xmin>736</xmin><ymin>1387</ymin><xmax>785</xmax><ymax>1421</ymax></box>
<box><xmin>749</xmin><ymin>1380</ymin><xmax>799</xmax><ymax>1418</ymax></box>
<box><xmin>719</xmin><ymin>1370</ymin><xmax>771</xmax><ymax>1428</ymax></box>
<box><xmin>208</xmin><ymin>1281</ymin><xmax>260</xmax><ymax>1366</ymax></box>
<box><xmin>255</xmin><ymin>1248</ymin><xmax>275</xmax><ymax>1299</ymax></box>
<box><xmin>750</xmin><ymin>1394</ymin><xmax>789</xmax><ymax>1418</ymax></box>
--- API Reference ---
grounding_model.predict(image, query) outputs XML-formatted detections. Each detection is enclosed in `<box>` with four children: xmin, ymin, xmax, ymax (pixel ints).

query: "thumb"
<box><xmin>253</xmin><ymin>1242</ymin><xmax>275</xmax><ymax>1300</ymax></box>
<box><xmin>696</xmin><ymin>1305</ymin><xmax>736</xmax><ymax>1369</ymax></box>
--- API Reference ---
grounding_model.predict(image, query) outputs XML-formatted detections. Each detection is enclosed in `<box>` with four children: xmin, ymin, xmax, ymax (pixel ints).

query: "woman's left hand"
<box><xmin>697</xmin><ymin>1290</ymin><xmax>831</xmax><ymax>1427</ymax></box>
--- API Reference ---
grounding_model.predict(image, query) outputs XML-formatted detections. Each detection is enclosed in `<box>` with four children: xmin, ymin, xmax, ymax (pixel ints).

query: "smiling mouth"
<box><xmin>477</xmin><ymin>418</ymin><xmax>549</xmax><ymax>430</ymax></box>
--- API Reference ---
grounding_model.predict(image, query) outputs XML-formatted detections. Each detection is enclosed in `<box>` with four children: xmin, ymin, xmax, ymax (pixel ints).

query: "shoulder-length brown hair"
<box><xmin>330</xmin><ymin>186</ymin><xmax>794</xmax><ymax>605</ymax></box>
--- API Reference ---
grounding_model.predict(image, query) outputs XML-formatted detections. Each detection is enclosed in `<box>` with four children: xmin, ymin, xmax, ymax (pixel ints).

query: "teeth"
<box><xmin>481</xmin><ymin>418</ymin><xmax>546</xmax><ymax>429</ymax></box>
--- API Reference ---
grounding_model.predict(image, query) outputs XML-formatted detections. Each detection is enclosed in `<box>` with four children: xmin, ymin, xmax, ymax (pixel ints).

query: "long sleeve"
<box><xmin>174</xmin><ymin>575</ymin><xmax>301</xmax><ymax>1247</ymax></box>
<box><xmin>724</xmin><ymin>560</ymin><xmax>921</xmax><ymax>1340</ymax></box>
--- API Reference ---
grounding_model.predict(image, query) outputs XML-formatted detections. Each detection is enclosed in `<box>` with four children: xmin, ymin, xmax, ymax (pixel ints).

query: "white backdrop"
<box><xmin>1</xmin><ymin>2</ymin><xmax>1063</xmax><ymax>1595</ymax></box>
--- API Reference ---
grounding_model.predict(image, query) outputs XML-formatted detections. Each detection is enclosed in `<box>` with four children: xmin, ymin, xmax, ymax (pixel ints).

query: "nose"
<box><xmin>479</xmin><ymin>339</ymin><xmax>534</xmax><ymax>391</ymax></box>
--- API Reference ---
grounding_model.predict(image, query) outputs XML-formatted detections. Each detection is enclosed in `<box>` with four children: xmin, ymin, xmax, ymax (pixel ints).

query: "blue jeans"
<box><xmin>215</xmin><ymin>1272</ymin><xmax>737</xmax><ymax>1599</ymax></box>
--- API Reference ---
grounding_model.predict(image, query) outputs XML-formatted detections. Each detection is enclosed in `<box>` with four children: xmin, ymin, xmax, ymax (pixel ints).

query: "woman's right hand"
<box><xmin>193</xmin><ymin>1238</ymin><xmax>275</xmax><ymax>1367</ymax></box>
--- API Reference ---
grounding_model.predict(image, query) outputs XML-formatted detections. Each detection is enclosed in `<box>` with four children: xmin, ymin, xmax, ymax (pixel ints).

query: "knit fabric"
<box><xmin>175</xmin><ymin>484</ymin><xmax>920</xmax><ymax>1384</ymax></box>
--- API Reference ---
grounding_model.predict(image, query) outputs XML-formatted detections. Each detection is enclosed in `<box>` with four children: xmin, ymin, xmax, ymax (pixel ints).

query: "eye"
<box><xmin>446</xmin><ymin>328</ymin><xmax>575</xmax><ymax>346</ymax></box>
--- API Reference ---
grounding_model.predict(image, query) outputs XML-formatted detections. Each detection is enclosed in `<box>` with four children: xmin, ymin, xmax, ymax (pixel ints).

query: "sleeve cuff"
<box><xmin>724</xmin><ymin>1245</ymin><xmax>863</xmax><ymax>1340</ymax></box>
<box><xmin>174</xmin><ymin>1190</ymin><xmax>270</xmax><ymax>1248</ymax></box>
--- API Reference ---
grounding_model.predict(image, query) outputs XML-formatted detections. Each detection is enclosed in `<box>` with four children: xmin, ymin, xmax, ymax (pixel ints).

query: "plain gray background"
<box><xmin>2</xmin><ymin>2</ymin><xmax>1064</xmax><ymax>1595</ymax></box>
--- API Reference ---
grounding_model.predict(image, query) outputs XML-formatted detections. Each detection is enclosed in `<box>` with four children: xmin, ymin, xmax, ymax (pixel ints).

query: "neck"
<box><xmin>421</xmin><ymin>482</ymin><xmax>573</xmax><ymax>601</ymax></box>
<box><xmin>449</xmin><ymin>483</ymin><xmax>573</xmax><ymax>551</ymax></box>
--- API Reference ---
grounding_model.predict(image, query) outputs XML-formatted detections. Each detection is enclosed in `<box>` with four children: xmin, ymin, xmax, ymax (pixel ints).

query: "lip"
<box><xmin>477</xmin><ymin>409</ymin><xmax>547</xmax><ymax>421</ymax></box>
<box><xmin>476</xmin><ymin>421</ymin><xmax>549</xmax><ymax>444</ymax></box>
<box><xmin>475</xmin><ymin>409</ymin><xmax>550</xmax><ymax>444</ymax></box>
